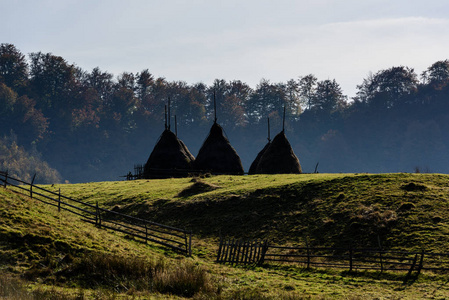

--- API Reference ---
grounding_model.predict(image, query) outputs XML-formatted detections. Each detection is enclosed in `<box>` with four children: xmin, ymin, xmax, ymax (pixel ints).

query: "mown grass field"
<box><xmin>2</xmin><ymin>173</ymin><xmax>449</xmax><ymax>299</ymax></box>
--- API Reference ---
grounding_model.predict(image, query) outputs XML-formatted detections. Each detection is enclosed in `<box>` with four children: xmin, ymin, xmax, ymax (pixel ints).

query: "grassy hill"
<box><xmin>52</xmin><ymin>173</ymin><xmax>449</xmax><ymax>252</ymax></box>
<box><xmin>2</xmin><ymin>173</ymin><xmax>449</xmax><ymax>299</ymax></box>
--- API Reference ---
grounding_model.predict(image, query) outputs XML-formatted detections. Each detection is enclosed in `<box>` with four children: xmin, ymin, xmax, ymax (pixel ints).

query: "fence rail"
<box><xmin>217</xmin><ymin>238</ymin><xmax>449</xmax><ymax>277</ymax></box>
<box><xmin>0</xmin><ymin>171</ymin><xmax>192</xmax><ymax>256</ymax></box>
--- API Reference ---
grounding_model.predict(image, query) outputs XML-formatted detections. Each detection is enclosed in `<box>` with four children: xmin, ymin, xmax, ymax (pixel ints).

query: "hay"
<box><xmin>248</xmin><ymin>141</ymin><xmax>271</xmax><ymax>175</ymax></box>
<box><xmin>255</xmin><ymin>131</ymin><xmax>302</xmax><ymax>174</ymax></box>
<box><xmin>143</xmin><ymin>129</ymin><xmax>195</xmax><ymax>178</ymax></box>
<box><xmin>193</xmin><ymin>122</ymin><xmax>244</xmax><ymax>175</ymax></box>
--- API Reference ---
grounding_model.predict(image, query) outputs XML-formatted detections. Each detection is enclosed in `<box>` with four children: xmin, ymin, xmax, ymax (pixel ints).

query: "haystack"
<box><xmin>248</xmin><ymin>141</ymin><xmax>271</xmax><ymax>175</ymax></box>
<box><xmin>255</xmin><ymin>131</ymin><xmax>302</xmax><ymax>174</ymax></box>
<box><xmin>143</xmin><ymin>129</ymin><xmax>195</xmax><ymax>178</ymax></box>
<box><xmin>193</xmin><ymin>122</ymin><xmax>244</xmax><ymax>175</ymax></box>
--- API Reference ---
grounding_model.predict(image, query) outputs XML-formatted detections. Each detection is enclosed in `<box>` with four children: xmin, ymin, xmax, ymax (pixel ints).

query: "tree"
<box><xmin>29</xmin><ymin>52</ymin><xmax>77</xmax><ymax>115</ymax></box>
<box><xmin>183</xmin><ymin>82</ymin><xmax>207</xmax><ymax>125</ymax></box>
<box><xmin>136</xmin><ymin>69</ymin><xmax>154</xmax><ymax>102</ymax></box>
<box><xmin>0</xmin><ymin>82</ymin><xmax>16</xmax><ymax>119</ymax></box>
<box><xmin>421</xmin><ymin>60</ymin><xmax>449</xmax><ymax>87</ymax></box>
<box><xmin>285</xmin><ymin>79</ymin><xmax>302</xmax><ymax>118</ymax></box>
<box><xmin>223</xmin><ymin>80</ymin><xmax>251</xmax><ymax>127</ymax></box>
<box><xmin>355</xmin><ymin>66</ymin><xmax>418</xmax><ymax>108</ymax></box>
<box><xmin>298</xmin><ymin>74</ymin><xmax>317</xmax><ymax>110</ymax></box>
<box><xmin>206</xmin><ymin>79</ymin><xmax>250</xmax><ymax>128</ymax></box>
<box><xmin>0</xmin><ymin>83</ymin><xmax>48</xmax><ymax>144</ymax></box>
<box><xmin>84</xmin><ymin>67</ymin><xmax>115</xmax><ymax>103</ymax></box>
<box><xmin>312</xmin><ymin>79</ymin><xmax>347</xmax><ymax>112</ymax></box>
<box><xmin>0</xmin><ymin>137</ymin><xmax>61</xmax><ymax>184</ymax></box>
<box><xmin>104</xmin><ymin>73</ymin><xmax>138</xmax><ymax>132</ymax></box>
<box><xmin>10</xmin><ymin>95</ymin><xmax>49</xmax><ymax>144</ymax></box>
<box><xmin>0</xmin><ymin>43</ymin><xmax>28</xmax><ymax>92</ymax></box>
<box><xmin>246</xmin><ymin>79</ymin><xmax>288</xmax><ymax>125</ymax></box>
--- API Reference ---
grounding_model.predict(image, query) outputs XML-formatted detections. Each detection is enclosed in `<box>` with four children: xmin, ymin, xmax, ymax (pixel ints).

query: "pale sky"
<box><xmin>3</xmin><ymin>0</ymin><xmax>449</xmax><ymax>98</ymax></box>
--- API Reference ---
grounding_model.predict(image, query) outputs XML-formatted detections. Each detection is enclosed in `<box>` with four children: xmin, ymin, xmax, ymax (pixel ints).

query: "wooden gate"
<box><xmin>216</xmin><ymin>237</ymin><xmax>268</xmax><ymax>265</ymax></box>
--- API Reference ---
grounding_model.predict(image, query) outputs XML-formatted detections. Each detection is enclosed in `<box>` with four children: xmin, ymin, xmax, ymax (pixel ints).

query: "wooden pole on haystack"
<box><xmin>267</xmin><ymin>117</ymin><xmax>271</xmax><ymax>142</ymax></box>
<box><xmin>282</xmin><ymin>105</ymin><xmax>286</xmax><ymax>132</ymax></box>
<box><xmin>164</xmin><ymin>105</ymin><xmax>168</xmax><ymax>130</ymax></box>
<box><xmin>214</xmin><ymin>90</ymin><xmax>217</xmax><ymax>123</ymax></box>
<box><xmin>168</xmin><ymin>97</ymin><xmax>171</xmax><ymax>130</ymax></box>
<box><xmin>175</xmin><ymin>115</ymin><xmax>178</xmax><ymax>137</ymax></box>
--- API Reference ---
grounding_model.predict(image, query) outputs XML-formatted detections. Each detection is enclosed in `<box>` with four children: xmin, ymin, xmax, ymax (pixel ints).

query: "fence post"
<box><xmin>96</xmin><ymin>201</ymin><xmax>101</xmax><ymax>228</ymax></box>
<box><xmin>182</xmin><ymin>229</ymin><xmax>189</xmax><ymax>256</ymax></box>
<box><xmin>235</xmin><ymin>240</ymin><xmax>242</xmax><ymax>264</ymax></box>
<box><xmin>145</xmin><ymin>224</ymin><xmax>148</xmax><ymax>243</ymax></box>
<box><xmin>188</xmin><ymin>231</ymin><xmax>192</xmax><ymax>257</ymax></box>
<box><xmin>224</xmin><ymin>239</ymin><xmax>230</xmax><ymax>263</ymax></box>
<box><xmin>58</xmin><ymin>188</ymin><xmax>61</xmax><ymax>212</ymax></box>
<box><xmin>243</xmin><ymin>240</ymin><xmax>249</xmax><ymax>264</ymax></box>
<box><xmin>416</xmin><ymin>250</ymin><xmax>425</xmax><ymax>276</ymax></box>
<box><xmin>3</xmin><ymin>171</ymin><xmax>7</xmax><ymax>188</ymax></box>
<box><xmin>258</xmin><ymin>240</ymin><xmax>268</xmax><ymax>265</ymax></box>
<box><xmin>230</xmin><ymin>239</ymin><xmax>236</xmax><ymax>264</ymax></box>
<box><xmin>349</xmin><ymin>246</ymin><xmax>353</xmax><ymax>272</ymax></box>
<box><xmin>379</xmin><ymin>250</ymin><xmax>383</xmax><ymax>273</ymax></box>
<box><xmin>217</xmin><ymin>235</ymin><xmax>223</xmax><ymax>262</ymax></box>
<box><xmin>404</xmin><ymin>254</ymin><xmax>418</xmax><ymax>283</ymax></box>
<box><xmin>98</xmin><ymin>205</ymin><xmax>102</xmax><ymax>228</ymax></box>
<box><xmin>29</xmin><ymin>173</ymin><xmax>37</xmax><ymax>198</ymax></box>
<box><xmin>306</xmin><ymin>238</ymin><xmax>311</xmax><ymax>269</ymax></box>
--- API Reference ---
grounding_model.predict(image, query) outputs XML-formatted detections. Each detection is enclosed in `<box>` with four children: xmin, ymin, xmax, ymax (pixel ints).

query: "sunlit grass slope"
<box><xmin>0</xmin><ymin>188</ymin><xmax>215</xmax><ymax>299</ymax></box>
<box><xmin>3</xmin><ymin>173</ymin><xmax>449</xmax><ymax>299</ymax></box>
<box><xmin>52</xmin><ymin>173</ymin><xmax>449</xmax><ymax>252</ymax></box>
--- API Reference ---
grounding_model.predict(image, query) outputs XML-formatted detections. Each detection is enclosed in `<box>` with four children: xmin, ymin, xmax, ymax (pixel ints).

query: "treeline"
<box><xmin>1</xmin><ymin>43</ymin><xmax>448</xmax><ymax>183</ymax></box>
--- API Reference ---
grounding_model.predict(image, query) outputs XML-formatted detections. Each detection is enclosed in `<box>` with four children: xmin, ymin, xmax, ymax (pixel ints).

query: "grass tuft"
<box><xmin>154</xmin><ymin>261</ymin><xmax>216</xmax><ymax>297</ymax></box>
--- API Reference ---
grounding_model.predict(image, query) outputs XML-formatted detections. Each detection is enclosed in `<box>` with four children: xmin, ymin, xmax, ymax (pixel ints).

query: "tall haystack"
<box><xmin>193</xmin><ymin>122</ymin><xmax>244</xmax><ymax>175</ymax></box>
<box><xmin>143</xmin><ymin>129</ymin><xmax>195</xmax><ymax>179</ymax></box>
<box><xmin>248</xmin><ymin>141</ymin><xmax>271</xmax><ymax>175</ymax></box>
<box><xmin>255</xmin><ymin>130</ymin><xmax>302</xmax><ymax>174</ymax></box>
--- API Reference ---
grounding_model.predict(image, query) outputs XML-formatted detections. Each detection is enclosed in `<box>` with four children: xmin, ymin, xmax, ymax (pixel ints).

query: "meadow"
<box><xmin>1</xmin><ymin>173</ymin><xmax>449</xmax><ymax>299</ymax></box>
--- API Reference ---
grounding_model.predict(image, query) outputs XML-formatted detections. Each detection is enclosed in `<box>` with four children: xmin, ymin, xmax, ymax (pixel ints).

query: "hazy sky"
<box><xmin>4</xmin><ymin>0</ymin><xmax>449</xmax><ymax>97</ymax></box>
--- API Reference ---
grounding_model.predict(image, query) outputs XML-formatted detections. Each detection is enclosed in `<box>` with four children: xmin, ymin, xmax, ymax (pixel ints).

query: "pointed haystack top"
<box><xmin>255</xmin><ymin>131</ymin><xmax>302</xmax><ymax>174</ymax></box>
<box><xmin>144</xmin><ymin>129</ymin><xmax>195</xmax><ymax>178</ymax></box>
<box><xmin>193</xmin><ymin>122</ymin><xmax>244</xmax><ymax>175</ymax></box>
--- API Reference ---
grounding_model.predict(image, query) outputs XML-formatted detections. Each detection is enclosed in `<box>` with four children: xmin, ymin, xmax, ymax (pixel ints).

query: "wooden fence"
<box><xmin>216</xmin><ymin>237</ymin><xmax>268</xmax><ymax>265</ymax></box>
<box><xmin>217</xmin><ymin>239</ymin><xmax>449</xmax><ymax>277</ymax></box>
<box><xmin>0</xmin><ymin>171</ymin><xmax>192</xmax><ymax>256</ymax></box>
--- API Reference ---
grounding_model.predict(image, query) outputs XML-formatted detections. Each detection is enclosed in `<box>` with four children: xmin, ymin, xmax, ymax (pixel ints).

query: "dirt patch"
<box><xmin>401</xmin><ymin>183</ymin><xmax>428</xmax><ymax>192</ymax></box>
<box><xmin>397</xmin><ymin>202</ymin><xmax>415</xmax><ymax>212</ymax></box>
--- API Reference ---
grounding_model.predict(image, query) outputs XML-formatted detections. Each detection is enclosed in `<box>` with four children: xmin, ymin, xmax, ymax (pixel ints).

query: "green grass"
<box><xmin>3</xmin><ymin>173</ymin><xmax>449</xmax><ymax>298</ymax></box>
<box><xmin>52</xmin><ymin>173</ymin><xmax>449</xmax><ymax>251</ymax></box>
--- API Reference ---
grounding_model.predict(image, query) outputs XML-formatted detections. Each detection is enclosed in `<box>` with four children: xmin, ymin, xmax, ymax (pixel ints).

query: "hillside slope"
<box><xmin>3</xmin><ymin>173</ymin><xmax>449</xmax><ymax>299</ymax></box>
<box><xmin>0</xmin><ymin>188</ymin><xmax>214</xmax><ymax>299</ymax></box>
<box><xmin>51</xmin><ymin>173</ymin><xmax>449</xmax><ymax>252</ymax></box>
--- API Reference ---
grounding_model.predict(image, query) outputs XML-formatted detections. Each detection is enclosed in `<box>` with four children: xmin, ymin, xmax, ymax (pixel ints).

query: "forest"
<box><xmin>0</xmin><ymin>43</ymin><xmax>448</xmax><ymax>183</ymax></box>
